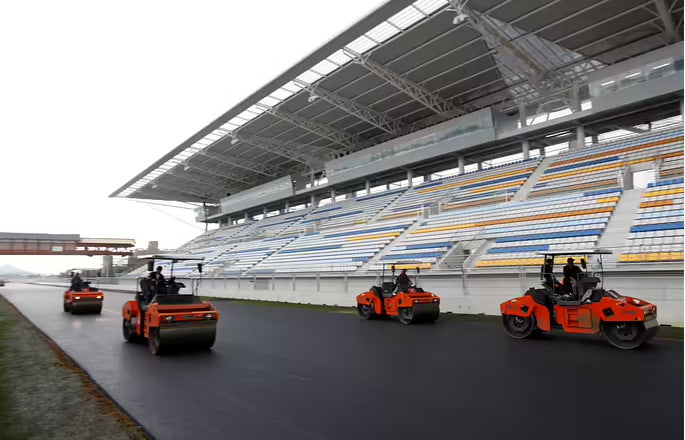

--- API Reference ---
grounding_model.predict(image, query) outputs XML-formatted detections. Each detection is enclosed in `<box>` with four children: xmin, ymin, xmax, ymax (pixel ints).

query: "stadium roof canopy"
<box><xmin>111</xmin><ymin>0</ymin><xmax>684</xmax><ymax>204</ymax></box>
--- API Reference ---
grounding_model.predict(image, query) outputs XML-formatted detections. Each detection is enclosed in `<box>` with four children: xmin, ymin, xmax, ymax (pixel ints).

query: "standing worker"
<box><xmin>150</xmin><ymin>266</ymin><xmax>167</xmax><ymax>294</ymax></box>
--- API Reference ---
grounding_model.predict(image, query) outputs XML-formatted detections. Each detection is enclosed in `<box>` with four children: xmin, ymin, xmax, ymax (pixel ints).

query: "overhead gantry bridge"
<box><xmin>0</xmin><ymin>233</ymin><xmax>135</xmax><ymax>256</ymax></box>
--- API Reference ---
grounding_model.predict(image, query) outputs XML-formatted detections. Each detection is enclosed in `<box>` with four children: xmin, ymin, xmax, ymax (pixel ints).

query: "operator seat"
<box><xmin>579</xmin><ymin>276</ymin><xmax>601</xmax><ymax>303</ymax></box>
<box><xmin>381</xmin><ymin>282</ymin><xmax>396</xmax><ymax>297</ymax></box>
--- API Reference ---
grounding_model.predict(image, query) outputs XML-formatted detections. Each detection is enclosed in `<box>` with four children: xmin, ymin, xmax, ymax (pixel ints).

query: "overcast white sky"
<box><xmin>0</xmin><ymin>0</ymin><xmax>387</xmax><ymax>274</ymax></box>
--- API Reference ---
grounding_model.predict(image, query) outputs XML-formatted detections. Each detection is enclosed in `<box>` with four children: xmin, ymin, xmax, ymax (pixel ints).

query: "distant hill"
<box><xmin>0</xmin><ymin>264</ymin><xmax>36</xmax><ymax>277</ymax></box>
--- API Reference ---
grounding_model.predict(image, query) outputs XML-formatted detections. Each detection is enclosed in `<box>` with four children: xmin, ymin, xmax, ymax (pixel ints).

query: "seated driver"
<box><xmin>395</xmin><ymin>269</ymin><xmax>413</xmax><ymax>294</ymax></box>
<box><xmin>70</xmin><ymin>273</ymin><xmax>83</xmax><ymax>292</ymax></box>
<box><xmin>540</xmin><ymin>257</ymin><xmax>555</xmax><ymax>290</ymax></box>
<box><xmin>563</xmin><ymin>257</ymin><xmax>583</xmax><ymax>296</ymax></box>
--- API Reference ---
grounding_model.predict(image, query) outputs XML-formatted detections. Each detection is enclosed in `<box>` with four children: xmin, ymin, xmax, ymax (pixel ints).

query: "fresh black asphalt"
<box><xmin>2</xmin><ymin>283</ymin><xmax>682</xmax><ymax>440</ymax></box>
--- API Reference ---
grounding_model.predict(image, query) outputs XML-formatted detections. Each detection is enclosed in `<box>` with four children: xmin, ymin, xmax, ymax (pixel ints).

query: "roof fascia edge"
<box><xmin>110</xmin><ymin>0</ymin><xmax>415</xmax><ymax>198</ymax></box>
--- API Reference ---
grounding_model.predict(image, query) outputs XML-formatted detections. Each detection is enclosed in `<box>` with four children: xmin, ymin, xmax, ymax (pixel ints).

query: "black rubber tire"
<box><xmin>398</xmin><ymin>307</ymin><xmax>414</xmax><ymax>325</ymax></box>
<box><xmin>148</xmin><ymin>327</ymin><xmax>162</xmax><ymax>355</ymax></box>
<box><xmin>63</xmin><ymin>301</ymin><xmax>69</xmax><ymax>312</ymax></box>
<box><xmin>96</xmin><ymin>306</ymin><xmax>102</xmax><ymax>315</ymax></box>
<box><xmin>357</xmin><ymin>303</ymin><xmax>375</xmax><ymax>320</ymax></box>
<box><xmin>123</xmin><ymin>319</ymin><xmax>136</xmax><ymax>342</ymax></box>
<box><xmin>502</xmin><ymin>314</ymin><xmax>536</xmax><ymax>339</ymax></box>
<box><xmin>204</xmin><ymin>332</ymin><xmax>216</xmax><ymax>350</ymax></box>
<box><xmin>601</xmin><ymin>321</ymin><xmax>647</xmax><ymax>349</ymax></box>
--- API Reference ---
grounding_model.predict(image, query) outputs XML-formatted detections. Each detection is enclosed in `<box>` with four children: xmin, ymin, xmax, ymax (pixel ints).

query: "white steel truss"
<box><xmin>294</xmin><ymin>78</ymin><xmax>403</xmax><ymax>135</ymax></box>
<box><xmin>449</xmin><ymin>1</ymin><xmax>584</xmax><ymax>108</ymax></box>
<box><xmin>342</xmin><ymin>47</ymin><xmax>466</xmax><ymax>118</ymax></box>
<box><xmin>228</xmin><ymin>131</ymin><xmax>327</xmax><ymax>168</ymax></box>
<box><xmin>255</xmin><ymin>103</ymin><xmax>358</xmax><ymax>151</ymax></box>
<box><xmin>198</xmin><ymin>150</ymin><xmax>279</xmax><ymax>177</ymax></box>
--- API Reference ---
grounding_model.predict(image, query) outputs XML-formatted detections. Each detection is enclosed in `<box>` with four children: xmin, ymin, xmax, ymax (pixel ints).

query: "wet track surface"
<box><xmin>2</xmin><ymin>283</ymin><xmax>683</xmax><ymax>440</ymax></box>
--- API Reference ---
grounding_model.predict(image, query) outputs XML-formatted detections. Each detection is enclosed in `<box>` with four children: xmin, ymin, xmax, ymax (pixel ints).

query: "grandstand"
<box><xmin>110</xmin><ymin>0</ymin><xmax>684</xmax><ymax>323</ymax></box>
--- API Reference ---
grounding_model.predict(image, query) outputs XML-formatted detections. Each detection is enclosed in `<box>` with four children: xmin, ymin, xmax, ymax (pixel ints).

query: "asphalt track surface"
<box><xmin>1</xmin><ymin>283</ymin><xmax>682</xmax><ymax>440</ymax></box>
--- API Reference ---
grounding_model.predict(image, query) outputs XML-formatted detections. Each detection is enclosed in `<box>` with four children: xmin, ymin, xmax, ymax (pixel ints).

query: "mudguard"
<box><xmin>500</xmin><ymin>295</ymin><xmax>551</xmax><ymax>331</ymax></box>
<box><xmin>356</xmin><ymin>291</ymin><xmax>382</xmax><ymax>315</ymax></box>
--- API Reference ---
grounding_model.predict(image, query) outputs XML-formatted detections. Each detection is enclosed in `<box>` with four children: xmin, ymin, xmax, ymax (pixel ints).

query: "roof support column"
<box><xmin>571</xmin><ymin>86</ymin><xmax>582</xmax><ymax>113</ymax></box>
<box><xmin>591</xmin><ymin>134</ymin><xmax>598</xmax><ymax>145</ymax></box>
<box><xmin>458</xmin><ymin>155</ymin><xmax>465</xmax><ymax>174</ymax></box>
<box><xmin>244</xmin><ymin>212</ymin><xmax>249</xmax><ymax>221</ymax></box>
<box><xmin>310</xmin><ymin>194</ymin><xmax>317</xmax><ymax>208</ymax></box>
<box><xmin>365</xmin><ymin>180</ymin><xmax>371</xmax><ymax>196</ymax></box>
<box><xmin>680</xmin><ymin>98</ymin><xmax>684</xmax><ymax>121</ymax></box>
<box><xmin>406</xmin><ymin>169</ymin><xmax>414</xmax><ymax>188</ymax></box>
<box><xmin>522</xmin><ymin>139</ymin><xmax>530</xmax><ymax>160</ymax></box>
<box><xmin>330</xmin><ymin>188</ymin><xmax>336</xmax><ymax>201</ymax></box>
<box><xmin>570</xmin><ymin>125</ymin><xmax>586</xmax><ymax>150</ymax></box>
<box><xmin>519</xmin><ymin>103</ymin><xmax>527</xmax><ymax>128</ymax></box>
<box><xmin>284</xmin><ymin>200</ymin><xmax>290</xmax><ymax>213</ymax></box>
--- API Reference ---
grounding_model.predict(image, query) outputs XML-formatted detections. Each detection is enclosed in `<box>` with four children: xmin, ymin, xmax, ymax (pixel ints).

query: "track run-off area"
<box><xmin>1</xmin><ymin>283</ymin><xmax>683</xmax><ymax>440</ymax></box>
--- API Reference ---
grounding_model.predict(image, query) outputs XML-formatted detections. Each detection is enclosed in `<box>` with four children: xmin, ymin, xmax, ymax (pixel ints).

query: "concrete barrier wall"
<box><xmin>188</xmin><ymin>273</ymin><xmax>683</xmax><ymax>325</ymax></box>
<box><xmin>36</xmin><ymin>272</ymin><xmax>684</xmax><ymax>325</ymax></box>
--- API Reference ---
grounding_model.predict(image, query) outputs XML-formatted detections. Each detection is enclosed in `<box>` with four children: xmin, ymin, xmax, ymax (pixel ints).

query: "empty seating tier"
<box><xmin>384</xmin><ymin>190</ymin><xmax>618</xmax><ymax>268</ymax></box>
<box><xmin>620</xmin><ymin>178</ymin><xmax>684</xmax><ymax>263</ymax></box>
<box><xmin>290</xmin><ymin>189</ymin><xmax>405</xmax><ymax>232</ymax></box>
<box><xmin>252</xmin><ymin>209</ymin><xmax>311</xmax><ymax>238</ymax></box>
<box><xmin>250</xmin><ymin>220</ymin><xmax>411</xmax><ymax>273</ymax></box>
<box><xmin>378</xmin><ymin>159</ymin><xmax>540</xmax><ymax>221</ymax></box>
<box><xmin>212</xmin><ymin>236</ymin><xmax>297</xmax><ymax>275</ymax></box>
<box><xmin>530</xmin><ymin>129</ymin><xmax>683</xmax><ymax>197</ymax></box>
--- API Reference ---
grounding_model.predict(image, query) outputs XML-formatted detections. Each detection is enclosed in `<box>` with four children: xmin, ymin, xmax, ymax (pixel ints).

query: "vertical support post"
<box><xmin>284</xmin><ymin>200</ymin><xmax>290</xmax><ymax>213</ymax></box>
<box><xmin>330</xmin><ymin>188</ymin><xmax>336</xmax><ymax>201</ymax></box>
<box><xmin>575</xmin><ymin>125</ymin><xmax>586</xmax><ymax>149</ymax></box>
<box><xmin>310</xmin><ymin>194</ymin><xmax>317</xmax><ymax>208</ymax></box>
<box><xmin>243</xmin><ymin>212</ymin><xmax>249</xmax><ymax>221</ymax></box>
<box><xmin>477</xmin><ymin>162</ymin><xmax>482</xmax><ymax>171</ymax></box>
<box><xmin>263</xmin><ymin>207</ymin><xmax>268</xmax><ymax>217</ymax></box>
<box><xmin>386</xmin><ymin>183</ymin><xmax>391</xmax><ymax>191</ymax></box>
<box><xmin>406</xmin><ymin>169</ymin><xmax>413</xmax><ymax>188</ymax></box>
<box><xmin>519</xmin><ymin>103</ymin><xmax>527</xmax><ymax>128</ymax></box>
<box><xmin>462</xmin><ymin>268</ymin><xmax>469</xmax><ymax>296</ymax></box>
<box><xmin>591</xmin><ymin>134</ymin><xmax>598</xmax><ymax>145</ymax></box>
<box><xmin>365</xmin><ymin>179</ymin><xmax>371</xmax><ymax>195</ymax></box>
<box><xmin>571</xmin><ymin>86</ymin><xmax>581</xmax><ymax>113</ymax></box>
<box><xmin>522</xmin><ymin>139</ymin><xmax>530</xmax><ymax>160</ymax></box>
<box><xmin>458</xmin><ymin>155</ymin><xmax>465</xmax><ymax>174</ymax></box>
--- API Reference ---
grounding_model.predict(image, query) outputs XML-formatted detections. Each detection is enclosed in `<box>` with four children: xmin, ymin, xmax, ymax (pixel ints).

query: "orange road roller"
<box><xmin>64</xmin><ymin>270</ymin><xmax>103</xmax><ymax>314</ymax></box>
<box><xmin>122</xmin><ymin>254</ymin><xmax>219</xmax><ymax>355</ymax></box>
<box><xmin>356</xmin><ymin>262</ymin><xmax>440</xmax><ymax>324</ymax></box>
<box><xmin>501</xmin><ymin>250</ymin><xmax>658</xmax><ymax>349</ymax></box>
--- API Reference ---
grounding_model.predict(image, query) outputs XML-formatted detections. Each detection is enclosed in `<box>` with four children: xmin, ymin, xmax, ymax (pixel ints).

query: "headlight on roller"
<box><xmin>74</xmin><ymin>296</ymin><xmax>81</xmax><ymax>300</ymax></box>
<box><xmin>164</xmin><ymin>316</ymin><xmax>175</xmax><ymax>322</ymax></box>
